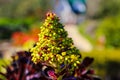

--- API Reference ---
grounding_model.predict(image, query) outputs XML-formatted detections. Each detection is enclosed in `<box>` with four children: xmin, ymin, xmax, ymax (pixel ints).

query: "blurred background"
<box><xmin>0</xmin><ymin>0</ymin><xmax>120</xmax><ymax>80</ymax></box>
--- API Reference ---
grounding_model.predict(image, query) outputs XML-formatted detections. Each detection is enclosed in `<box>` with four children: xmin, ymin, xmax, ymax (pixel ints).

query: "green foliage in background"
<box><xmin>95</xmin><ymin>0</ymin><xmax>120</xmax><ymax>18</ymax></box>
<box><xmin>0</xmin><ymin>18</ymin><xmax>37</xmax><ymax>39</ymax></box>
<box><xmin>96</xmin><ymin>15</ymin><xmax>120</xmax><ymax>48</ymax></box>
<box><xmin>0</xmin><ymin>0</ymin><xmax>52</xmax><ymax>40</ymax></box>
<box><xmin>82</xmin><ymin>49</ymin><xmax>120</xmax><ymax>79</ymax></box>
<box><xmin>0</xmin><ymin>0</ymin><xmax>52</xmax><ymax>19</ymax></box>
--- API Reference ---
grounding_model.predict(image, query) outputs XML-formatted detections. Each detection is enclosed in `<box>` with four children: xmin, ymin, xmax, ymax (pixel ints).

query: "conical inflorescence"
<box><xmin>30</xmin><ymin>12</ymin><xmax>81</xmax><ymax>72</ymax></box>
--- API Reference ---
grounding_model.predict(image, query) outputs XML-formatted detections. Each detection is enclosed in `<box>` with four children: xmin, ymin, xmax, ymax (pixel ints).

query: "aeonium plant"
<box><xmin>30</xmin><ymin>12</ymin><xmax>101</xmax><ymax>80</ymax></box>
<box><xmin>30</xmin><ymin>12</ymin><xmax>81</xmax><ymax>74</ymax></box>
<box><xmin>0</xmin><ymin>12</ymin><xmax>101</xmax><ymax>80</ymax></box>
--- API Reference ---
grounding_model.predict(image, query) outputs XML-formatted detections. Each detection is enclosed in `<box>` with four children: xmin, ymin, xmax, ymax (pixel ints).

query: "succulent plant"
<box><xmin>0</xmin><ymin>12</ymin><xmax>101</xmax><ymax>80</ymax></box>
<box><xmin>30</xmin><ymin>12</ymin><xmax>81</xmax><ymax>74</ymax></box>
<box><xmin>30</xmin><ymin>12</ymin><xmax>101</xmax><ymax>80</ymax></box>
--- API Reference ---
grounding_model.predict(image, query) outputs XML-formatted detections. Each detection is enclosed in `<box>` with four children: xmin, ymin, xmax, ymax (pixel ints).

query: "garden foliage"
<box><xmin>96</xmin><ymin>16</ymin><xmax>120</xmax><ymax>48</ymax></box>
<box><xmin>95</xmin><ymin>0</ymin><xmax>120</xmax><ymax>18</ymax></box>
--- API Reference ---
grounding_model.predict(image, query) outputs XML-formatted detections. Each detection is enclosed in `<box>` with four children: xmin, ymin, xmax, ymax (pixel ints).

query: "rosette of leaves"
<box><xmin>62</xmin><ymin>57</ymin><xmax>101</xmax><ymax>80</ymax></box>
<box><xmin>30</xmin><ymin>12</ymin><xmax>81</xmax><ymax>74</ymax></box>
<box><xmin>0</xmin><ymin>51</ymin><xmax>101</xmax><ymax>80</ymax></box>
<box><xmin>0</xmin><ymin>51</ymin><xmax>57</xmax><ymax>80</ymax></box>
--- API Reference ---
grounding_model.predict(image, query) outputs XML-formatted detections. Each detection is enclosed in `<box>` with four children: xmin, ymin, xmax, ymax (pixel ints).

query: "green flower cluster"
<box><xmin>30</xmin><ymin>12</ymin><xmax>81</xmax><ymax>72</ymax></box>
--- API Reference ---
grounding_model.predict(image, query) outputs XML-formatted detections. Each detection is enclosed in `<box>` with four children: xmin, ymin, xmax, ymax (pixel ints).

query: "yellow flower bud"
<box><xmin>61</xmin><ymin>52</ymin><xmax>66</xmax><ymax>56</ymax></box>
<box><xmin>76</xmin><ymin>61</ymin><xmax>80</xmax><ymax>64</ymax></box>
<box><xmin>74</xmin><ymin>63</ymin><xmax>77</xmax><ymax>67</ymax></box>
<box><xmin>59</xmin><ymin>55</ymin><xmax>63</xmax><ymax>60</ymax></box>
<box><xmin>71</xmin><ymin>55</ymin><xmax>76</xmax><ymax>59</ymax></box>
<box><xmin>65</xmin><ymin>57</ymin><xmax>68</xmax><ymax>61</ymax></box>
